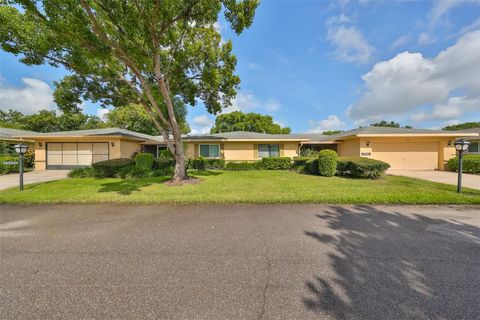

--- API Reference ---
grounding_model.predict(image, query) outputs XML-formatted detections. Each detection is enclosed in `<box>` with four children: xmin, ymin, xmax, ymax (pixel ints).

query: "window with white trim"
<box><xmin>258</xmin><ymin>144</ymin><xmax>280</xmax><ymax>158</ymax></box>
<box><xmin>199</xmin><ymin>144</ymin><xmax>220</xmax><ymax>158</ymax></box>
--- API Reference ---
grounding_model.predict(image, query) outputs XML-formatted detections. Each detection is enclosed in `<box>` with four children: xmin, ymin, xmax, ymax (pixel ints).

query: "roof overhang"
<box><xmin>356</xmin><ymin>133</ymin><xmax>479</xmax><ymax>138</ymax></box>
<box><xmin>11</xmin><ymin>135</ymin><xmax>148</xmax><ymax>142</ymax></box>
<box><xmin>184</xmin><ymin>138</ymin><xmax>310</xmax><ymax>142</ymax></box>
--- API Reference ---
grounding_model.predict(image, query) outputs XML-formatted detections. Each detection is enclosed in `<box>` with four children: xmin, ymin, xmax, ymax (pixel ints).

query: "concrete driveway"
<box><xmin>1</xmin><ymin>204</ymin><xmax>479</xmax><ymax>320</ymax></box>
<box><xmin>388</xmin><ymin>170</ymin><xmax>480</xmax><ymax>190</ymax></box>
<box><xmin>0</xmin><ymin>170</ymin><xmax>69</xmax><ymax>190</ymax></box>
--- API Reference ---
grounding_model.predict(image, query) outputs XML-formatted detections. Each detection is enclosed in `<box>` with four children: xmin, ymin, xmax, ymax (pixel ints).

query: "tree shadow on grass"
<box><xmin>303</xmin><ymin>205</ymin><xmax>480</xmax><ymax>320</ymax></box>
<box><xmin>189</xmin><ymin>170</ymin><xmax>223</xmax><ymax>177</ymax></box>
<box><xmin>98</xmin><ymin>177</ymin><xmax>170</xmax><ymax>195</ymax></box>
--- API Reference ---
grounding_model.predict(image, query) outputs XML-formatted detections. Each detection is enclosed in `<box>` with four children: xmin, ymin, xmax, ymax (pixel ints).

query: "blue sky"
<box><xmin>1</xmin><ymin>0</ymin><xmax>479</xmax><ymax>134</ymax></box>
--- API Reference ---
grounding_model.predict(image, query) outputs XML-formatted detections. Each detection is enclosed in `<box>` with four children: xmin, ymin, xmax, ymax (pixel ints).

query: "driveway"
<box><xmin>1</xmin><ymin>204</ymin><xmax>479</xmax><ymax>320</ymax></box>
<box><xmin>389</xmin><ymin>170</ymin><xmax>480</xmax><ymax>190</ymax></box>
<box><xmin>0</xmin><ymin>170</ymin><xmax>69</xmax><ymax>190</ymax></box>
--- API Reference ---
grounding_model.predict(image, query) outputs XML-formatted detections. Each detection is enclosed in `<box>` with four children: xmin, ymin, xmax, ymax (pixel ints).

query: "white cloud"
<box><xmin>222</xmin><ymin>92</ymin><xmax>282</xmax><ymax>114</ymax></box>
<box><xmin>96</xmin><ymin>107</ymin><xmax>110</xmax><ymax>120</ymax></box>
<box><xmin>326</xmin><ymin>16</ymin><xmax>375</xmax><ymax>64</ymax></box>
<box><xmin>417</xmin><ymin>32</ymin><xmax>435</xmax><ymax>45</ymax></box>
<box><xmin>347</xmin><ymin>29</ymin><xmax>480</xmax><ymax>125</ymax></box>
<box><xmin>390</xmin><ymin>35</ymin><xmax>410</xmax><ymax>50</ymax></box>
<box><xmin>308</xmin><ymin>115</ymin><xmax>346</xmax><ymax>133</ymax></box>
<box><xmin>0</xmin><ymin>77</ymin><xmax>54</xmax><ymax>114</ymax></box>
<box><xmin>411</xmin><ymin>96</ymin><xmax>480</xmax><ymax>122</ymax></box>
<box><xmin>190</xmin><ymin>114</ymin><xmax>214</xmax><ymax>134</ymax></box>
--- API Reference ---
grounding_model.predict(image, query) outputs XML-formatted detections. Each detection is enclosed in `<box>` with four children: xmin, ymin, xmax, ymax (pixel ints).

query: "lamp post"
<box><xmin>454</xmin><ymin>139</ymin><xmax>470</xmax><ymax>193</ymax></box>
<box><xmin>14</xmin><ymin>144</ymin><xmax>29</xmax><ymax>191</ymax></box>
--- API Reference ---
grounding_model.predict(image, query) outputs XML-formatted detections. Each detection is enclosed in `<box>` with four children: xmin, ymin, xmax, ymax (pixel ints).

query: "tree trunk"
<box><xmin>172</xmin><ymin>145</ymin><xmax>187</xmax><ymax>182</ymax></box>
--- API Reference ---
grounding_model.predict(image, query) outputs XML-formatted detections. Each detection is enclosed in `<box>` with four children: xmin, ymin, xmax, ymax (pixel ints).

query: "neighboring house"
<box><xmin>1</xmin><ymin>126</ymin><xmax>477</xmax><ymax>171</ymax></box>
<box><xmin>458</xmin><ymin>127</ymin><xmax>480</xmax><ymax>155</ymax></box>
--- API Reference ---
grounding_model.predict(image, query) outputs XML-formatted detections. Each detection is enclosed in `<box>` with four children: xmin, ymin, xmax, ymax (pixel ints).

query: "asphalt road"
<box><xmin>1</xmin><ymin>204</ymin><xmax>479</xmax><ymax>320</ymax></box>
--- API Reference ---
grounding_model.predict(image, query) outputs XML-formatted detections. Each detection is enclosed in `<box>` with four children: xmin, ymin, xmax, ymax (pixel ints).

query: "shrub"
<box><xmin>24</xmin><ymin>150</ymin><xmax>35</xmax><ymax>168</ymax></box>
<box><xmin>188</xmin><ymin>157</ymin><xmax>206</xmax><ymax>170</ymax></box>
<box><xmin>318</xmin><ymin>150</ymin><xmax>338</xmax><ymax>177</ymax></box>
<box><xmin>447</xmin><ymin>155</ymin><xmax>480</xmax><ymax>174</ymax></box>
<box><xmin>0</xmin><ymin>155</ymin><xmax>19</xmax><ymax>174</ymax></box>
<box><xmin>204</xmin><ymin>158</ymin><xmax>225</xmax><ymax>169</ymax></box>
<box><xmin>299</xmin><ymin>148</ymin><xmax>320</xmax><ymax>158</ymax></box>
<box><xmin>68</xmin><ymin>167</ymin><xmax>96</xmax><ymax>178</ymax></box>
<box><xmin>122</xmin><ymin>166</ymin><xmax>150</xmax><ymax>179</ymax></box>
<box><xmin>158</xmin><ymin>149</ymin><xmax>173</xmax><ymax>159</ymax></box>
<box><xmin>336</xmin><ymin>157</ymin><xmax>390</xmax><ymax>179</ymax></box>
<box><xmin>153</xmin><ymin>158</ymin><xmax>175</xmax><ymax>170</ymax></box>
<box><xmin>292</xmin><ymin>157</ymin><xmax>311</xmax><ymax>172</ymax></box>
<box><xmin>261</xmin><ymin>157</ymin><xmax>292</xmax><ymax>170</ymax></box>
<box><xmin>135</xmin><ymin>152</ymin><xmax>154</xmax><ymax>170</ymax></box>
<box><xmin>305</xmin><ymin>158</ymin><xmax>319</xmax><ymax>175</ymax></box>
<box><xmin>92</xmin><ymin>158</ymin><xmax>134</xmax><ymax>178</ymax></box>
<box><xmin>224</xmin><ymin>161</ymin><xmax>263</xmax><ymax>171</ymax></box>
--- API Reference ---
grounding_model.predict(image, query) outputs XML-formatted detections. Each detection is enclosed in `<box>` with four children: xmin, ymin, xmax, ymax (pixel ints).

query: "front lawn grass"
<box><xmin>0</xmin><ymin>170</ymin><xmax>479</xmax><ymax>204</ymax></box>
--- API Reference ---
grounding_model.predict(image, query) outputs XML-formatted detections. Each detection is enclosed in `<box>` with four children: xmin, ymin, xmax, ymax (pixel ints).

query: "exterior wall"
<box><xmin>339</xmin><ymin>138</ymin><xmax>360</xmax><ymax>157</ymax></box>
<box><xmin>185</xmin><ymin>141</ymin><xmax>300</xmax><ymax>161</ymax></box>
<box><xmin>120</xmin><ymin>140</ymin><xmax>141</xmax><ymax>158</ymax></box>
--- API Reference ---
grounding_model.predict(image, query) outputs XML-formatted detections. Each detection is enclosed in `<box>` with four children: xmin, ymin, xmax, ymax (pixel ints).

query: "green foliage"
<box><xmin>0</xmin><ymin>155</ymin><xmax>19</xmax><ymax>174</ymax></box>
<box><xmin>318</xmin><ymin>150</ymin><xmax>338</xmax><ymax>177</ymax></box>
<box><xmin>135</xmin><ymin>153</ymin><xmax>154</xmax><ymax>171</ymax></box>
<box><xmin>337</xmin><ymin>157</ymin><xmax>390</xmax><ymax>179</ymax></box>
<box><xmin>188</xmin><ymin>157</ymin><xmax>225</xmax><ymax>170</ymax></box>
<box><xmin>442</xmin><ymin>122</ymin><xmax>480</xmax><ymax>131</ymax></box>
<box><xmin>224</xmin><ymin>161</ymin><xmax>263</xmax><ymax>171</ymax></box>
<box><xmin>24</xmin><ymin>150</ymin><xmax>35</xmax><ymax>168</ymax></box>
<box><xmin>106</xmin><ymin>102</ymin><xmax>190</xmax><ymax>135</ymax></box>
<box><xmin>158</xmin><ymin>149</ymin><xmax>173</xmax><ymax>159</ymax></box>
<box><xmin>292</xmin><ymin>157</ymin><xmax>311</xmax><ymax>172</ymax></box>
<box><xmin>0</xmin><ymin>141</ymin><xmax>16</xmax><ymax>156</ymax></box>
<box><xmin>68</xmin><ymin>167</ymin><xmax>96</xmax><ymax>178</ymax></box>
<box><xmin>370</xmin><ymin>121</ymin><xmax>412</xmax><ymax>129</ymax></box>
<box><xmin>304</xmin><ymin>158</ymin><xmax>319</xmax><ymax>175</ymax></box>
<box><xmin>210</xmin><ymin>111</ymin><xmax>291</xmax><ymax>134</ymax></box>
<box><xmin>447</xmin><ymin>155</ymin><xmax>480</xmax><ymax>174</ymax></box>
<box><xmin>322</xmin><ymin>130</ymin><xmax>343</xmax><ymax>135</ymax></box>
<box><xmin>153</xmin><ymin>158</ymin><xmax>175</xmax><ymax>170</ymax></box>
<box><xmin>299</xmin><ymin>148</ymin><xmax>320</xmax><ymax>158</ymax></box>
<box><xmin>261</xmin><ymin>157</ymin><xmax>291</xmax><ymax>170</ymax></box>
<box><xmin>120</xmin><ymin>166</ymin><xmax>150</xmax><ymax>179</ymax></box>
<box><xmin>91</xmin><ymin>158</ymin><xmax>135</xmax><ymax>178</ymax></box>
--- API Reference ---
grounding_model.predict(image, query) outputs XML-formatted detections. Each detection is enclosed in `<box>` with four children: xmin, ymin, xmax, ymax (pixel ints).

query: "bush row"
<box><xmin>447</xmin><ymin>155</ymin><xmax>480</xmax><ymax>175</ymax></box>
<box><xmin>293</xmin><ymin>155</ymin><xmax>390</xmax><ymax>179</ymax></box>
<box><xmin>188</xmin><ymin>157</ymin><xmax>225</xmax><ymax>170</ymax></box>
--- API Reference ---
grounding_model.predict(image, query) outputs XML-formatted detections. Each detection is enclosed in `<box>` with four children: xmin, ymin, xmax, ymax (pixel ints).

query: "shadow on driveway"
<box><xmin>303</xmin><ymin>205</ymin><xmax>480</xmax><ymax>319</ymax></box>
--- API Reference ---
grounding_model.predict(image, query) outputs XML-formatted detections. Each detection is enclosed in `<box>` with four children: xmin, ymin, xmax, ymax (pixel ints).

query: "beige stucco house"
<box><xmin>1</xmin><ymin>126</ymin><xmax>478</xmax><ymax>171</ymax></box>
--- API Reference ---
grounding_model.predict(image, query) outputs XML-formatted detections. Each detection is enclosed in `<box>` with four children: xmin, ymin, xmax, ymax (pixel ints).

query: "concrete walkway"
<box><xmin>388</xmin><ymin>170</ymin><xmax>480</xmax><ymax>190</ymax></box>
<box><xmin>0</xmin><ymin>170</ymin><xmax>70</xmax><ymax>190</ymax></box>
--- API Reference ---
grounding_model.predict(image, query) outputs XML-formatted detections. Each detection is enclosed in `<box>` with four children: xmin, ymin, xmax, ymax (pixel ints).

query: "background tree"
<box><xmin>442</xmin><ymin>122</ymin><xmax>480</xmax><ymax>131</ymax></box>
<box><xmin>322</xmin><ymin>130</ymin><xmax>343</xmax><ymax>135</ymax></box>
<box><xmin>106</xmin><ymin>100</ymin><xmax>190</xmax><ymax>136</ymax></box>
<box><xmin>0</xmin><ymin>0</ymin><xmax>259</xmax><ymax>181</ymax></box>
<box><xmin>210</xmin><ymin>111</ymin><xmax>291</xmax><ymax>134</ymax></box>
<box><xmin>371</xmin><ymin>120</ymin><xmax>412</xmax><ymax>129</ymax></box>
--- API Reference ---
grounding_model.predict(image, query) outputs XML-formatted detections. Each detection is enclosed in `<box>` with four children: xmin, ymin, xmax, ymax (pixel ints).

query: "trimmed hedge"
<box><xmin>261</xmin><ymin>157</ymin><xmax>292</xmax><ymax>170</ymax></box>
<box><xmin>318</xmin><ymin>150</ymin><xmax>338</xmax><ymax>177</ymax></box>
<box><xmin>337</xmin><ymin>157</ymin><xmax>390</xmax><ymax>179</ymax></box>
<box><xmin>224</xmin><ymin>161</ymin><xmax>263</xmax><ymax>171</ymax></box>
<box><xmin>91</xmin><ymin>158</ymin><xmax>135</xmax><ymax>177</ymax></box>
<box><xmin>305</xmin><ymin>158</ymin><xmax>319</xmax><ymax>175</ymax></box>
<box><xmin>188</xmin><ymin>157</ymin><xmax>225</xmax><ymax>170</ymax></box>
<box><xmin>447</xmin><ymin>155</ymin><xmax>480</xmax><ymax>174</ymax></box>
<box><xmin>135</xmin><ymin>153</ymin><xmax>154</xmax><ymax>170</ymax></box>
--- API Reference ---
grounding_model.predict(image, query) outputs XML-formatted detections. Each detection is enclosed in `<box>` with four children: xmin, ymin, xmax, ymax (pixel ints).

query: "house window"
<box><xmin>258</xmin><ymin>144</ymin><xmax>280</xmax><ymax>158</ymax></box>
<box><xmin>199</xmin><ymin>144</ymin><xmax>220</xmax><ymax>158</ymax></box>
<box><xmin>468</xmin><ymin>142</ymin><xmax>479</xmax><ymax>154</ymax></box>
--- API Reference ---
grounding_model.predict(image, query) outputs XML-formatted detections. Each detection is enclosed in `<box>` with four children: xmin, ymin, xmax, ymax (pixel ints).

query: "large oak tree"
<box><xmin>0</xmin><ymin>0</ymin><xmax>259</xmax><ymax>181</ymax></box>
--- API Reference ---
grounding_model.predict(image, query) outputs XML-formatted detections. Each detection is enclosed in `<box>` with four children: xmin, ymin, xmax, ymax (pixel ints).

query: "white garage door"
<box><xmin>46</xmin><ymin>142</ymin><xmax>109</xmax><ymax>169</ymax></box>
<box><xmin>371</xmin><ymin>141</ymin><xmax>439</xmax><ymax>170</ymax></box>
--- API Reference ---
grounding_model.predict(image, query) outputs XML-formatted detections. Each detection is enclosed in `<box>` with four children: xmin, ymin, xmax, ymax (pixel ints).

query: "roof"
<box><xmin>6</xmin><ymin>127</ymin><xmax>165</xmax><ymax>143</ymax></box>
<box><xmin>454</xmin><ymin>127</ymin><xmax>480</xmax><ymax>140</ymax></box>
<box><xmin>184</xmin><ymin>131</ymin><xmax>313</xmax><ymax>141</ymax></box>
<box><xmin>0</xmin><ymin>127</ymin><xmax>39</xmax><ymax>141</ymax></box>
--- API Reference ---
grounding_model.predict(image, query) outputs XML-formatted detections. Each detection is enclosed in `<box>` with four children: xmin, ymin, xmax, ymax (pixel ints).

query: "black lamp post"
<box><xmin>454</xmin><ymin>139</ymin><xmax>470</xmax><ymax>193</ymax></box>
<box><xmin>14</xmin><ymin>144</ymin><xmax>29</xmax><ymax>191</ymax></box>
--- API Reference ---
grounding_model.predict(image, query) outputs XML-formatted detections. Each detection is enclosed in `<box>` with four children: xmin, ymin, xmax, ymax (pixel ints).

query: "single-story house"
<box><xmin>459</xmin><ymin>127</ymin><xmax>480</xmax><ymax>155</ymax></box>
<box><xmin>1</xmin><ymin>126</ymin><xmax>478</xmax><ymax>171</ymax></box>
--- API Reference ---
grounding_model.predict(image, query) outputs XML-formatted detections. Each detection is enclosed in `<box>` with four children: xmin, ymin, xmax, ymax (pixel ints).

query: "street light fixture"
<box><xmin>14</xmin><ymin>144</ymin><xmax>29</xmax><ymax>191</ymax></box>
<box><xmin>453</xmin><ymin>139</ymin><xmax>470</xmax><ymax>193</ymax></box>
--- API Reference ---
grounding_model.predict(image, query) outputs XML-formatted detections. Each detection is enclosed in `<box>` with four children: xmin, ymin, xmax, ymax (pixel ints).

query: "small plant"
<box><xmin>318</xmin><ymin>150</ymin><xmax>338</xmax><ymax>177</ymax></box>
<box><xmin>261</xmin><ymin>157</ymin><xmax>292</xmax><ymax>170</ymax></box>
<box><xmin>135</xmin><ymin>152</ymin><xmax>154</xmax><ymax>170</ymax></box>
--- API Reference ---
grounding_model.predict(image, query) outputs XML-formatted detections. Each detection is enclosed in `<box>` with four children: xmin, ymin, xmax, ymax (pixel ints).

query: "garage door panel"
<box><xmin>78</xmin><ymin>143</ymin><xmax>93</xmax><ymax>155</ymax></box>
<box><xmin>93</xmin><ymin>143</ymin><xmax>108</xmax><ymax>154</ymax></box>
<box><xmin>62</xmin><ymin>143</ymin><xmax>77</xmax><ymax>154</ymax></box>
<box><xmin>372</xmin><ymin>142</ymin><xmax>438</xmax><ymax>170</ymax></box>
<box><xmin>92</xmin><ymin>154</ymin><xmax>108</xmax><ymax>163</ymax></box>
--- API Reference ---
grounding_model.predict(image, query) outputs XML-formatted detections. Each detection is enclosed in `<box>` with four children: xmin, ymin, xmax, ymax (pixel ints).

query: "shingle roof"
<box><xmin>0</xmin><ymin>127</ymin><xmax>39</xmax><ymax>140</ymax></box>
<box><xmin>184</xmin><ymin>131</ymin><xmax>314</xmax><ymax>141</ymax></box>
<box><xmin>5</xmin><ymin>127</ymin><xmax>164</xmax><ymax>142</ymax></box>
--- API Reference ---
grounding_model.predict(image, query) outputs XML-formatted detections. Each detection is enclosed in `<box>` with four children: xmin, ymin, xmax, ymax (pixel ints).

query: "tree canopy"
<box><xmin>0</xmin><ymin>0</ymin><xmax>259</xmax><ymax>181</ymax></box>
<box><xmin>210</xmin><ymin>111</ymin><xmax>291</xmax><ymax>134</ymax></box>
<box><xmin>371</xmin><ymin>121</ymin><xmax>412</xmax><ymax>129</ymax></box>
<box><xmin>442</xmin><ymin>122</ymin><xmax>480</xmax><ymax>131</ymax></box>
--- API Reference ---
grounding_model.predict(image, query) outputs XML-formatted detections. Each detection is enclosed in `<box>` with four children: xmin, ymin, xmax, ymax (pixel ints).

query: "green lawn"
<box><xmin>1</xmin><ymin>170</ymin><xmax>479</xmax><ymax>204</ymax></box>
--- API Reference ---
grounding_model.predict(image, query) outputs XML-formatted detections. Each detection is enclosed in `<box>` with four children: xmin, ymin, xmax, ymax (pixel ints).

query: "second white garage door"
<box><xmin>46</xmin><ymin>142</ymin><xmax>109</xmax><ymax>169</ymax></box>
<box><xmin>371</xmin><ymin>141</ymin><xmax>439</xmax><ymax>170</ymax></box>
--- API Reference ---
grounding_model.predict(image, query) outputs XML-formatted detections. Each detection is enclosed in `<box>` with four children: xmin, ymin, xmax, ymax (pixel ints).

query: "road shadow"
<box><xmin>98</xmin><ymin>177</ymin><xmax>170</xmax><ymax>195</ymax></box>
<box><xmin>303</xmin><ymin>205</ymin><xmax>480</xmax><ymax>319</ymax></box>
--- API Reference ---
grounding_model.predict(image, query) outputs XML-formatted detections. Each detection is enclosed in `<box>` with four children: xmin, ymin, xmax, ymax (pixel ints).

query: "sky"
<box><xmin>0</xmin><ymin>0</ymin><xmax>479</xmax><ymax>134</ymax></box>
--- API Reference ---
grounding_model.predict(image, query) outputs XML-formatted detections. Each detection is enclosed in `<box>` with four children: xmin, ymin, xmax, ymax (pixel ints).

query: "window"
<box><xmin>468</xmin><ymin>142</ymin><xmax>479</xmax><ymax>153</ymax></box>
<box><xmin>258</xmin><ymin>144</ymin><xmax>280</xmax><ymax>158</ymax></box>
<box><xmin>199</xmin><ymin>144</ymin><xmax>220</xmax><ymax>158</ymax></box>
